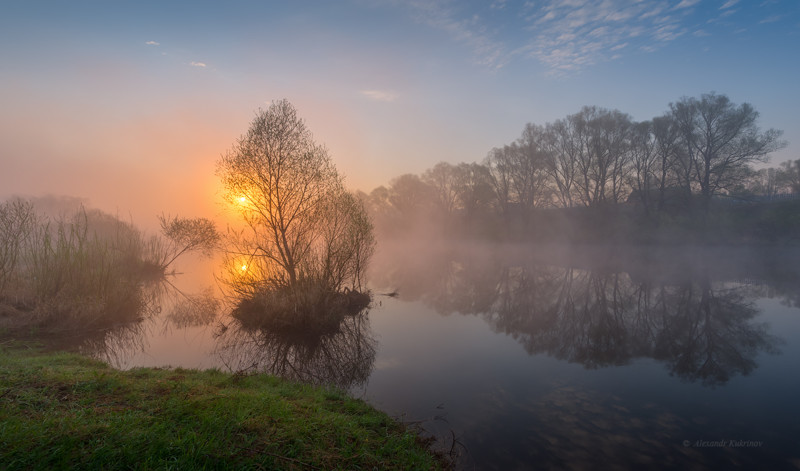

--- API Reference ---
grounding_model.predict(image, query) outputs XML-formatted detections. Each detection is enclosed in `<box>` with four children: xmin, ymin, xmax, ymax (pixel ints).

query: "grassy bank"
<box><xmin>0</xmin><ymin>342</ymin><xmax>445</xmax><ymax>470</ymax></box>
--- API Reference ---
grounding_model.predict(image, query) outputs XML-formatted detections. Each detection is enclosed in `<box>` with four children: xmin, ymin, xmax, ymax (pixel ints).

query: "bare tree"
<box><xmin>600</xmin><ymin>110</ymin><xmax>634</xmax><ymax>204</ymax></box>
<box><xmin>484</xmin><ymin>124</ymin><xmax>553</xmax><ymax>213</ymax></box>
<box><xmin>650</xmin><ymin>114</ymin><xmax>686</xmax><ymax>213</ymax></box>
<box><xmin>671</xmin><ymin>92</ymin><xmax>785</xmax><ymax>210</ymax></box>
<box><xmin>738</xmin><ymin>167</ymin><xmax>782</xmax><ymax>200</ymax></box>
<box><xmin>0</xmin><ymin>199</ymin><xmax>37</xmax><ymax>293</ymax></box>
<box><xmin>217</xmin><ymin>99</ymin><xmax>374</xmax><ymax>294</ymax></box>
<box><xmin>454</xmin><ymin>162</ymin><xmax>494</xmax><ymax>216</ymax></box>
<box><xmin>485</xmin><ymin>146</ymin><xmax>515</xmax><ymax>215</ymax></box>
<box><xmin>630</xmin><ymin>120</ymin><xmax>658</xmax><ymax>215</ymax></box>
<box><xmin>315</xmin><ymin>190</ymin><xmax>375</xmax><ymax>292</ymax></box>
<box><xmin>387</xmin><ymin>173</ymin><xmax>437</xmax><ymax>219</ymax></box>
<box><xmin>629</xmin><ymin>116</ymin><xmax>691</xmax><ymax>218</ymax></box>
<box><xmin>422</xmin><ymin>162</ymin><xmax>461</xmax><ymax>215</ymax></box>
<box><xmin>156</xmin><ymin>214</ymin><xmax>219</xmax><ymax>270</ymax></box>
<box><xmin>578</xmin><ymin>107</ymin><xmax>632</xmax><ymax>206</ymax></box>
<box><xmin>543</xmin><ymin>118</ymin><xmax>580</xmax><ymax>208</ymax></box>
<box><xmin>778</xmin><ymin>159</ymin><xmax>800</xmax><ymax>193</ymax></box>
<box><xmin>512</xmin><ymin>123</ymin><xmax>553</xmax><ymax>209</ymax></box>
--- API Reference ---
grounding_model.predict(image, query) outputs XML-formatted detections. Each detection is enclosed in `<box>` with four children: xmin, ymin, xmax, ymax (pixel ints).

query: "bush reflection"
<box><xmin>214</xmin><ymin>310</ymin><xmax>376</xmax><ymax>390</ymax></box>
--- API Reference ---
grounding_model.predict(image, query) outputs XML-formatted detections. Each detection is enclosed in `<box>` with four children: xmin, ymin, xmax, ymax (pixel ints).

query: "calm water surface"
<box><xmin>78</xmin><ymin>244</ymin><xmax>800</xmax><ymax>470</ymax></box>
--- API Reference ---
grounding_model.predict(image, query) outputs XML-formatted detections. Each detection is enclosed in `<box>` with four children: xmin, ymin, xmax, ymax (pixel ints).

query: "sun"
<box><xmin>238</xmin><ymin>196</ymin><xmax>247</xmax><ymax>204</ymax></box>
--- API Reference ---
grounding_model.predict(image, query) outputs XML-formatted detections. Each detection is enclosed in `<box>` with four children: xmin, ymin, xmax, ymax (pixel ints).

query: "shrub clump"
<box><xmin>232</xmin><ymin>281</ymin><xmax>371</xmax><ymax>334</ymax></box>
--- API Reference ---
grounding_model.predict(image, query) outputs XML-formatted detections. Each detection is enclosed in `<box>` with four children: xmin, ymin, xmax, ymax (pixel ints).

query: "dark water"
<box><xmin>76</xmin><ymin>245</ymin><xmax>800</xmax><ymax>470</ymax></box>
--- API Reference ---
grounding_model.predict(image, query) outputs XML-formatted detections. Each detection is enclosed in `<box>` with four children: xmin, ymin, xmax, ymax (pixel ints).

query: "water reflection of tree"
<box><xmin>34</xmin><ymin>279</ymin><xmax>163</xmax><ymax>366</ymax></box>
<box><xmin>652</xmin><ymin>280</ymin><xmax>778</xmax><ymax>386</ymax></box>
<box><xmin>76</xmin><ymin>321</ymin><xmax>149</xmax><ymax>368</ymax></box>
<box><xmin>37</xmin><ymin>280</ymin><xmax>220</xmax><ymax>368</ymax></box>
<box><xmin>376</xmin><ymin>246</ymin><xmax>783</xmax><ymax>386</ymax></box>
<box><xmin>161</xmin><ymin>285</ymin><xmax>220</xmax><ymax>329</ymax></box>
<box><xmin>214</xmin><ymin>311</ymin><xmax>376</xmax><ymax>390</ymax></box>
<box><xmin>494</xmin><ymin>269</ymin><xmax>782</xmax><ymax>386</ymax></box>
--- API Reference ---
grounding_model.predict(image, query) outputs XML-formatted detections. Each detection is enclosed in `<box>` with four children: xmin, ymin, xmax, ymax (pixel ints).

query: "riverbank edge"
<box><xmin>0</xmin><ymin>341</ymin><xmax>447</xmax><ymax>470</ymax></box>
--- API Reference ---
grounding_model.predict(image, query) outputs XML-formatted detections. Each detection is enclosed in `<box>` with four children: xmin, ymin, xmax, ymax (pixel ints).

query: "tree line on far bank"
<box><xmin>360</xmin><ymin>92</ymin><xmax>792</xmax><ymax>242</ymax></box>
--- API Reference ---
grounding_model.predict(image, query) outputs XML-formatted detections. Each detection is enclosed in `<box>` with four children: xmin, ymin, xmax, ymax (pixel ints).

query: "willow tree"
<box><xmin>217</xmin><ymin>100</ymin><xmax>374</xmax><ymax>300</ymax></box>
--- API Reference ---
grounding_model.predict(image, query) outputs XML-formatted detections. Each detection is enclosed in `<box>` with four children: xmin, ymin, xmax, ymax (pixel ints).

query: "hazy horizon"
<box><xmin>2</xmin><ymin>1</ymin><xmax>798</xmax><ymax>230</ymax></box>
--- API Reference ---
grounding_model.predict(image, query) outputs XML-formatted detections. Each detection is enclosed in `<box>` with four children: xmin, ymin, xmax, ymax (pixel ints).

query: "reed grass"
<box><xmin>0</xmin><ymin>201</ymin><xmax>167</xmax><ymax>334</ymax></box>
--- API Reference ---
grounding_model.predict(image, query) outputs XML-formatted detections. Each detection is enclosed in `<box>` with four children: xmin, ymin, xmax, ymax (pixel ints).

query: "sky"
<box><xmin>1</xmin><ymin>0</ymin><xmax>798</xmax><ymax>228</ymax></box>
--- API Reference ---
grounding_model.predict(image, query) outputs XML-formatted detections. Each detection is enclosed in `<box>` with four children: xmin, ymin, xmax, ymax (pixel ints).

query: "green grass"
<box><xmin>0</xmin><ymin>342</ymin><xmax>445</xmax><ymax>470</ymax></box>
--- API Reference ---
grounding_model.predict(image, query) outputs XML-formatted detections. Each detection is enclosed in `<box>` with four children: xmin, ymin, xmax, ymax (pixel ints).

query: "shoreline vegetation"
<box><xmin>0</xmin><ymin>342</ymin><xmax>448</xmax><ymax>470</ymax></box>
<box><xmin>0</xmin><ymin>197</ymin><xmax>218</xmax><ymax>338</ymax></box>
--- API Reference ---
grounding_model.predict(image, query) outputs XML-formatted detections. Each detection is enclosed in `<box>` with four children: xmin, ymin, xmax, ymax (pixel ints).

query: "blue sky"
<box><xmin>1</xmin><ymin>0</ymin><xmax>798</xmax><ymax>224</ymax></box>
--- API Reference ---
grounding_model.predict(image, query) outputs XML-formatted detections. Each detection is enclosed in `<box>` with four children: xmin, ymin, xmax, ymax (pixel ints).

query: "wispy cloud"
<box><xmin>402</xmin><ymin>0</ymin><xmax>511</xmax><ymax>69</ymax></box>
<box><xmin>759</xmin><ymin>14</ymin><xmax>781</xmax><ymax>24</ymax></box>
<box><xmin>190</xmin><ymin>61</ymin><xmax>207</xmax><ymax>68</ymax></box>
<box><xmin>674</xmin><ymin>0</ymin><xmax>701</xmax><ymax>9</ymax></box>
<box><xmin>145</xmin><ymin>40</ymin><xmax>160</xmax><ymax>46</ymax></box>
<box><xmin>361</xmin><ymin>90</ymin><xmax>398</xmax><ymax>102</ymax></box>
<box><xmin>517</xmin><ymin>1</ymin><xmax>696</xmax><ymax>74</ymax></box>
<box><xmin>394</xmin><ymin>0</ymin><xmax>778</xmax><ymax>76</ymax></box>
<box><xmin>653</xmin><ymin>24</ymin><xmax>686</xmax><ymax>42</ymax></box>
<box><xmin>396</xmin><ymin>0</ymin><xmax>702</xmax><ymax>75</ymax></box>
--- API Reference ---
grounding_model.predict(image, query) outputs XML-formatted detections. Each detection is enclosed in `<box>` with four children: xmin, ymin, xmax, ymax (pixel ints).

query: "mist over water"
<box><xmin>363</xmin><ymin>240</ymin><xmax>800</xmax><ymax>469</ymax></box>
<box><xmin>10</xmin><ymin>223</ymin><xmax>797</xmax><ymax>469</ymax></box>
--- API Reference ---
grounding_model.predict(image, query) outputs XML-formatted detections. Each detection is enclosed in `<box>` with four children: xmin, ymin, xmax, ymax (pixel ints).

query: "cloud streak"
<box><xmin>190</xmin><ymin>61</ymin><xmax>207</xmax><ymax>68</ymax></box>
<box><xmin>404</xmin><ymin>0</ymin><xmax>510</xmax><ymax>69</ymax></box>
<box><xmin>361</xmin><ymin>90</ymin><xmax>398</xmax><ymax>102</ymax></box>
<box><xmin>145</xmin><ymin>40</ymin><xmax>160</xmax><ymax>46</ymax></box>
<box><xmin>759</xmin><ymin>14</ymin><xmax>781</xmax><ymax>24</ymax></box>
<box><xmin>674</xmin><ymin>0</ymin><xmax>701</xmax><ymax>9</ymax></box>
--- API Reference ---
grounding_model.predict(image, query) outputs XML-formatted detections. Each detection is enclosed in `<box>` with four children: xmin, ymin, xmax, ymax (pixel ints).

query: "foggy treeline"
<box><xmin>360</xmin><ymin>92</ymin><xmax>792</xmax><ymax>243</ymax></box>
